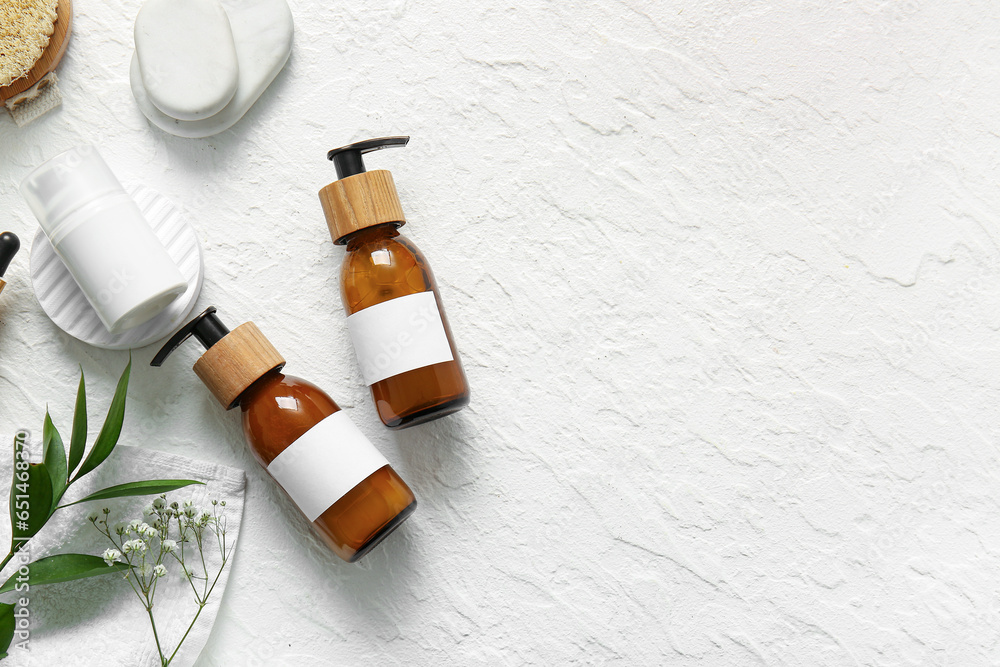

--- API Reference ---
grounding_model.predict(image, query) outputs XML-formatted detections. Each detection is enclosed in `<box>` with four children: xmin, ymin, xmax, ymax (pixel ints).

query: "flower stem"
<box><xmin>145</xmin><ymin>602</ymin><xmax>167</xmax><ymax>666</ymax></box>
<box><xmin>164</xmin><ymin>602</ymin><xmax>205</xmax><ymax>666</ymax></box>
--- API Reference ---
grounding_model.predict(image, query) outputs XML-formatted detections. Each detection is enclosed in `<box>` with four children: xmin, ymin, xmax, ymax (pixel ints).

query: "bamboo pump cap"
<box><xmin>151</xmin><ymin>306</ymin><xmax>285</xmax><ymax>410</ymax></box>
<box><xmin>318</xmin><ymin>136</ymin><xmax>410</xmax><ymax>245</ymax></box>
<box><xmin>0</xmin><ymin>232</ymin><xmax>21</xmax><ymax>298</ymax></box>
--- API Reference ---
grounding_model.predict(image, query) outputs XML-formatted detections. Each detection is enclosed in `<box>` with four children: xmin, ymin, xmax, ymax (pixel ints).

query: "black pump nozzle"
<box><xmin>151</xmin><ymin>306</ymin><xmax>231</xmax><ymax>367</ymax></box>
<box><xmin>0</xmin><ymin>232</ymin><xmax>20</xmax><ymax>278</ymax></box>
<box><xmin>327</xmin><ymin>136</ymin><xmax>410</xmax><ymax>180</ymax></box>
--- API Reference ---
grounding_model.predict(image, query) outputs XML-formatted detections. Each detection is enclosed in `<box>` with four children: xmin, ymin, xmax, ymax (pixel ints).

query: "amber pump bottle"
<box><xmin>151</xmin><ymin>306</ymin><xmax>416</xmax><ymax>562</ymax></box>
<box><xmin>0</xmin><ymin>232</ymin><xmax>20</xmax><ymax>299</ymax></box>
<box><xmin>318</xmin><ymin>136</ymin><xmax>470</xmax><ymax>429</ymax></box>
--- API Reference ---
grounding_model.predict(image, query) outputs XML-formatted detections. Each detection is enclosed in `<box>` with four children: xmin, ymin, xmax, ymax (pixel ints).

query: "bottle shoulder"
<box><xmin>343</xmin><ymin>231</ymin><xmax>426</xmax><ymax>266</ymax></box>
<box><xmin>242</xmin><ymin>373</ymin><xmax>338</xmax><ymax>414</ymax></box>
<box><xmin>241</xmin><ymin>373</ymin><xmax>340</xmax><ymax>463</ymax></box>
<box><xmin>341</xmin><ymin>231</ymin><xmax>436</xmax><ymax>312</ymax></box>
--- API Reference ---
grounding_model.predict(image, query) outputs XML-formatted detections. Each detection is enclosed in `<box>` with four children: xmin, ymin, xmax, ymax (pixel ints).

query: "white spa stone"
<box><xmin>130</xmin><ymin>0</ymin><xmax>293</xmax><ymax>138</ymax></box>
<box><xmin>134</xmin><ymin>0</ymin><xmax>239</xmax><ymax>121</ymax></box>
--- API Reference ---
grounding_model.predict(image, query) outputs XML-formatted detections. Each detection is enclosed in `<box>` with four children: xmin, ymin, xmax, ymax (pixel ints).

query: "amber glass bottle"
<box><xmin>152</xmin><ymin>307</ymin><xmax>416</xmax><ymax>563</ymax></box>
<box><xmin>319</xmin><ymin>137</ymin><xmax>470</xmax><ymax>429</ymax></box>
<box><xmin>341</xmin><ymin>223</ymin><xmax>469</xmax><ymax>428</ymax></box>
<box><xmin>240</xmin><ymin>370</ymin><xmax>415</xmax><ymax>560</ymax></box>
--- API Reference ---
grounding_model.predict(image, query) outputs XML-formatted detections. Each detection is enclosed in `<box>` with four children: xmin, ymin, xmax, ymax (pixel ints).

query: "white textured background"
<box><xmin>2</xmin><ymin>0</ymin><xmax>1000</xmax><ymax>664</ymax></box>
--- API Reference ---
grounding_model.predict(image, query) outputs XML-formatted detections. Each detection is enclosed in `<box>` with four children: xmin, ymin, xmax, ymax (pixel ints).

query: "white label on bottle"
<box><xmin>266</xmin><ymin>411</ymin><xmax>389</xmax><ymax>522</ymax></box>
<box><xmin>346</xmin><ymin>291</ymin><xmax>455</xmax><ymax>386</ymax></box>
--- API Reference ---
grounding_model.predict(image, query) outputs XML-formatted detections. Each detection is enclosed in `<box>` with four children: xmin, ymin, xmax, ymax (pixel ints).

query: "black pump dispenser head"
<box><xmin>150</xmin><ymin>307</ymin><xmax>285</xmax><ymax>409</ymax></box>
<box><xmin>0</xmin><ymin>232</ymin><xmax>20</xmax><ymax>278</ymax></box>
<box><xmin>151</xmin><ymin>306</ymin><xmax>231</xmax><ymax>367</ymax></box>
<box><xmin>327</xmin><ymin>136</ymin><xmax>409</xmax><ymax>180</ymax></box>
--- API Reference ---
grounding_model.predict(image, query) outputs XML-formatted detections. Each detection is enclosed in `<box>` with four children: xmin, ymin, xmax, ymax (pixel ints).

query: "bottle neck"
<box><xmin>344</xmin><ymin>222</ymin><xmax>401</xmax><ymax>251</ymax></box>
<box><xmin>237</xmin><ymin>367</ymin><xmax>285</xmax><ymax>411</ymax></box>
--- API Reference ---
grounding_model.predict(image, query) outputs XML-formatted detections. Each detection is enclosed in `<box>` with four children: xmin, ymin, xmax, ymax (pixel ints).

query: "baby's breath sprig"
<box><xmin>92</xmin><ymin>493</ymin><xmax>232</xmax><ymax>667</ymax></box>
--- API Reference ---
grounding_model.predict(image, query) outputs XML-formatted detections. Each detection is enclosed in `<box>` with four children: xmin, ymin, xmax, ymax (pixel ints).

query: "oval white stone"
<box><xmin>134</xmin><ymin>0</ymin><xmax>239</xmax><ymax>121</ymax></box>
<box><xmin>130</xmin><ymin>0</ymin><xmax>293</xmax><ymax>138</ymax></box>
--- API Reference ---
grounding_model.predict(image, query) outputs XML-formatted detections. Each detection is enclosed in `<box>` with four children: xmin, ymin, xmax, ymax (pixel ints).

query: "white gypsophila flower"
<box><xmin>183</xmin><ymin>500</ymin><xmax>194</xmax><ymax>508</ymax></box>
<box><xmin>102</xmin><ymin>548</ymin><xmax>122</xmax><ymax>566</ymax></box>
<box><xmin>152</xmin><ymin>497</ymin><xmax>166</xmax><ymax>510</ymax></box>
<box><xmin>161</xmin><ymin>539</ymin><xmax>177</xmax><ymax>553</ymax></box>
<box><xmin>198</xmin><ymin>511</ymin><xmax>212</xmax><ymax>526</ymax></box>
<box><xmin>128</xmin><ymin>519</ymin><xmax>142</xmax><ymax>532</ymax></box>
<box><xmin>112</xmin><ymin>521</ymin><xmax>128</xmax><ymax>535</ymax></box>
<box><xmin>143</xmin><ymin>504</ymin><xmax>155</xmax><ymax>517</ymax></box>
<box><xmin>138</xmin><ymin>523</ymin><xmax>157</xmax><ymax>539</ymax></box>
<box><xmin>123</xmin><ymin>539</ymin><xmax>147</xmax><ymax>554</ymax></box>
<box><xmin>153</xmin><ymin>564</ymin><xmax>167</xmax><ymax>578</ymax></box>
<box><xmin>184</xmin><ymin>505</ymin><xmax>198</xmax><ymax>519</ymax></box>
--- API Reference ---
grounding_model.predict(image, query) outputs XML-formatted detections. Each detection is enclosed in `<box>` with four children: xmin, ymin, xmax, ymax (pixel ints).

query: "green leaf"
<box><xmin>0</xmin><ymin>554</ymin><xmax>128</xmax><ymax>596</ymax></box>
<box><xmin>0</xmin><ymin>602</ymin><xmax>13</xmax><ymax>659</ymax></box>
<box><xmin>58</xmin><ymin>479</ymin><xmax>204</xmax><ymax>509</ymax></box>
<box><xmin>8</xmin><ymin>460</ymin><xmax>53</xmax><ymax>554</ymax></box>
<box><xmin>42</xmin><ymin>411</ymin><xmax>67</xmax><ymax>511</ymax></box>
<box><xmin>68</xmin><ymin>370</ymin><xmax>87</xmax><ymax>476</ymax></box>
<box><xmin>73</xmin><ymin>358</ymin><xmax>130</xmax><ymax>482</ymax></box>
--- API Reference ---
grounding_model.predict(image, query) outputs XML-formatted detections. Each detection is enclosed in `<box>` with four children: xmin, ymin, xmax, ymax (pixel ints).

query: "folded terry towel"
<box><xmin>0</xmin><ymin>444</ymin><xmax>246</xmax><ymax>667</ymax></box>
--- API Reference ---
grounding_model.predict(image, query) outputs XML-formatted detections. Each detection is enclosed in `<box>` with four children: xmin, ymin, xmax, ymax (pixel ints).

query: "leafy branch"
<box><xmin>0</xmin><ymin>360</ymin><xmax>203</xmax><ymax>659</ymax></box>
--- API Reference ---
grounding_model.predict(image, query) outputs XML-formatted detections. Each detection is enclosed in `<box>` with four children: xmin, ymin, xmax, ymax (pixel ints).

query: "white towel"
<box><xmin>0</xmin><ymin>444</ymin><xmax>246</xmax><ymax>667</ymax></box>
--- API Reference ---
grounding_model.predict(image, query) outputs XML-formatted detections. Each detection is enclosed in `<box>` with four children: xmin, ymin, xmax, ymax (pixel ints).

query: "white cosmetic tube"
<box><xmin>20</xmin><ymin>146</ymin><xmax>187</xmax><ymax>334</ymax></box>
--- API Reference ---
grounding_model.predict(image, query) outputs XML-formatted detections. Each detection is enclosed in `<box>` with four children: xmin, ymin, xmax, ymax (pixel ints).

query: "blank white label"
<box><xmin>267</xmin><ymin>411</ymin><xmax>389</xmax><ymax>522</ymax></box>
<box><xmin>346</xmin><ymin>291</ymin><xmax>455</xmax><ymax>385</ymax></box>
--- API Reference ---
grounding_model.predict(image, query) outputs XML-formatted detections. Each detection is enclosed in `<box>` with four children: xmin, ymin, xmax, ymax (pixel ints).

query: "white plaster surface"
<box><xmin>1</xmin><ymin>1</ymin><xmax>1000</xmax><ymax>665</ymax></box>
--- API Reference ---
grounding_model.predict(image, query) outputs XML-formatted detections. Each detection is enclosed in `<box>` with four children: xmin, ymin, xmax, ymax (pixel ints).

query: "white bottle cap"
<box><xmin>20</xmin><ymin>146</ymin><xmax>188</xmax><ymax>334</ymax></box>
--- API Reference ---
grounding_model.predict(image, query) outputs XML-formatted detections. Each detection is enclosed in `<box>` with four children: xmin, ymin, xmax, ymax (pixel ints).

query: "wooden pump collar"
<box><xmin>194</xmin><ymin>322</ymin><xmax>286</xmax><ymax>409</ymax></box>
<box><xmin>318</xmin><ymin>169</ymin><xmax>406</xmax><ymax>245</ymax></box>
